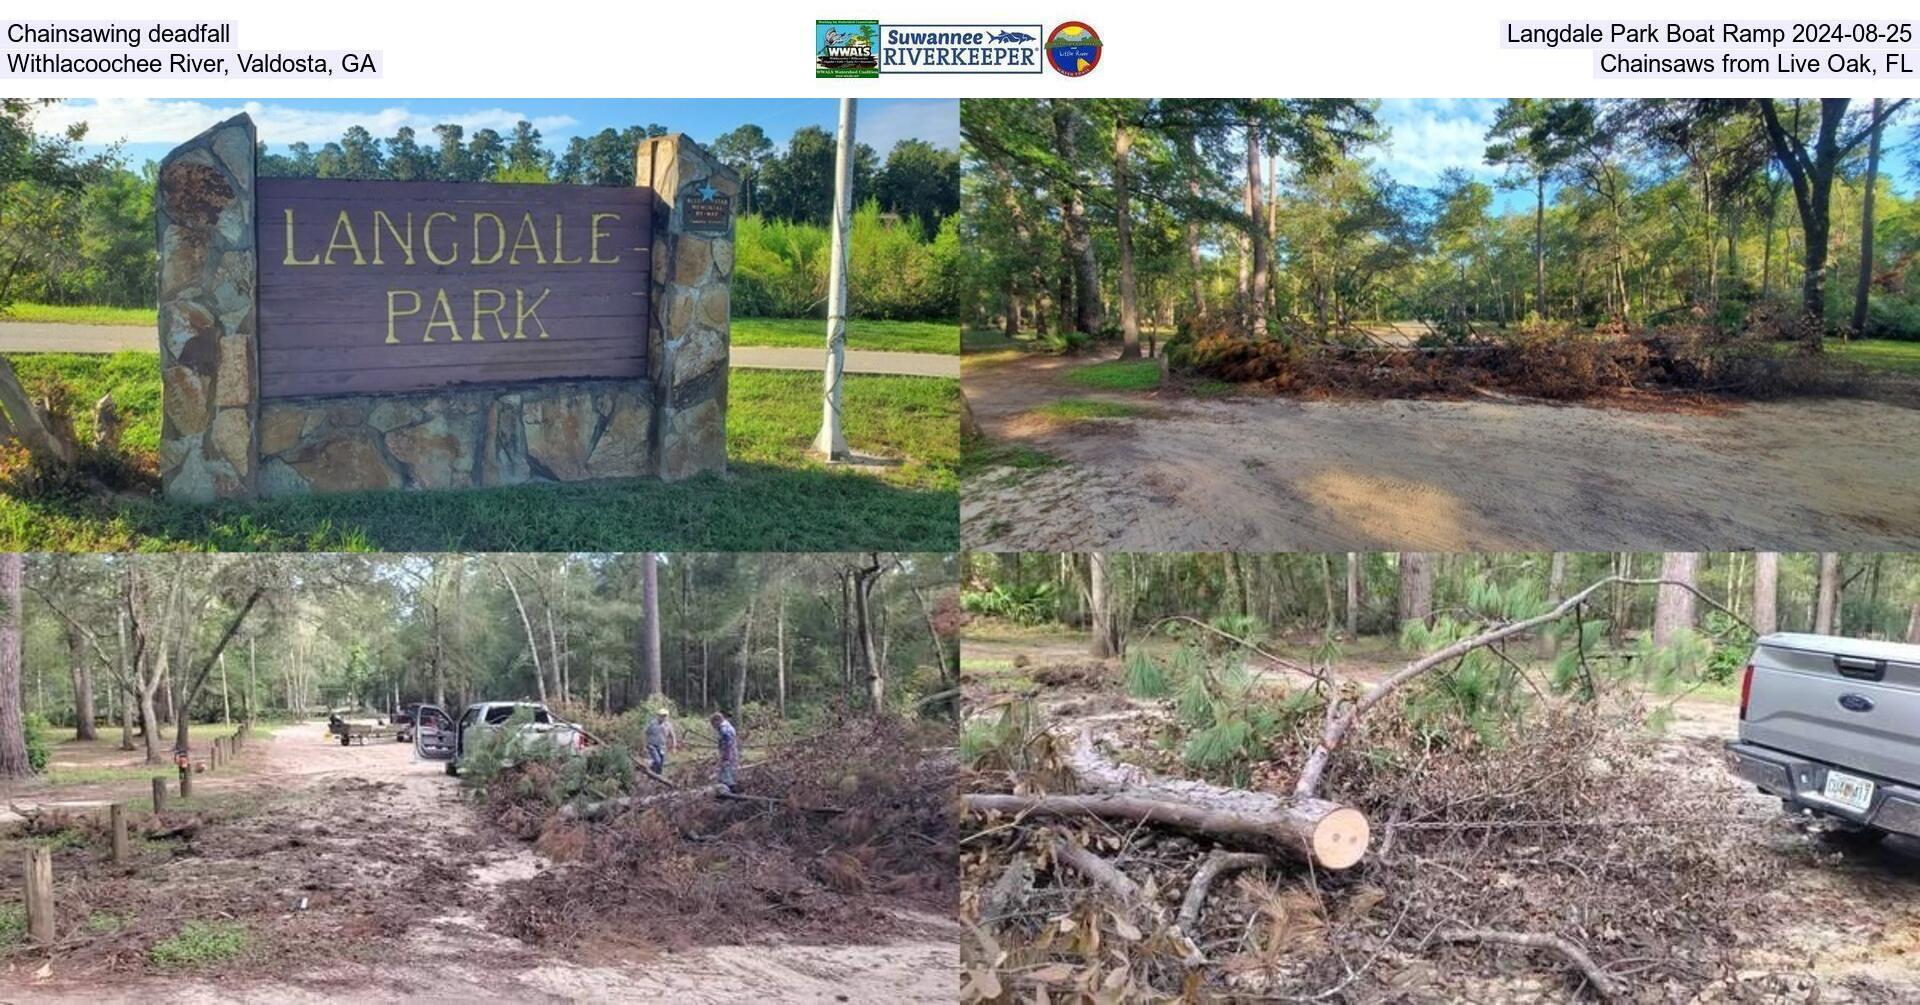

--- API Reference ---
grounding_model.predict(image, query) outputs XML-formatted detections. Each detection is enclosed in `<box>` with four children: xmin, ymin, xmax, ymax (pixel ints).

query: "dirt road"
<box><xmin>8</xmin><ymin>721</ymin><xmax>958</xmax><ymax>1003</ymax></box>
<box><xmin>963</xmin><ymin>352</ymin><xmax>1920</xmax><ymax>551</ymax></box>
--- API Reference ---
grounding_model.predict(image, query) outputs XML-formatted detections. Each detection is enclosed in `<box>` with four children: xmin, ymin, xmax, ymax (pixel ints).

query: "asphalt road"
<box><xmin>0</xmin><ymin>322</ymin><xmax>960</xmax><ymax>379</ymax></box>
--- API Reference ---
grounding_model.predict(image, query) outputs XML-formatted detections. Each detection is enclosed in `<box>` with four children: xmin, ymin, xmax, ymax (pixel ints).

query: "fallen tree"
<box><xmin>963</xmin><ymin>730</ymin><xmax>1368</xmax><ymax>870</ymax></box>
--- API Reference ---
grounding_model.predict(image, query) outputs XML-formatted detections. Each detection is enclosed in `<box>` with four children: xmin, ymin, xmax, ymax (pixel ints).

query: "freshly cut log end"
<box><xmin>1308</xmin><ymin>805</ymin><xmax>1369</xmax><ymax>870</ymax></box>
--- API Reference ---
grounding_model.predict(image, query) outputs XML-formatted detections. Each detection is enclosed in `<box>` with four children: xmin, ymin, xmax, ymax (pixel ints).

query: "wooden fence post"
<box><xmin>152</xmin><ymin>776</ymin><xmax>167</xmax><ymax>813</ymax></box>
<box><xmin>211</xmin><ymin>741</ymin><xmax>221</xmax><ymax>771</ymax></box>
<box><xmin>110</xmin><ymin>803</ymin><xmax>129</xmax><ymax>864</ymax></box>
<box><xmin>179</xmin><ymin>765</ymin><xmax>191</xmax><ymax>800</ymax></box>
<box><xmin>24</xmin><ymin>846</ymin><xmax>54</xmax><ymax>943</ymax></box>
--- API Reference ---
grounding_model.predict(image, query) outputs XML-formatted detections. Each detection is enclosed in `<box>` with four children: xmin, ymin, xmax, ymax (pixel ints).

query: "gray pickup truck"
<box><xmin>1725</xmin><ymin>632</ymin><xmax>1920</xmax><ymax>844</ymax></box>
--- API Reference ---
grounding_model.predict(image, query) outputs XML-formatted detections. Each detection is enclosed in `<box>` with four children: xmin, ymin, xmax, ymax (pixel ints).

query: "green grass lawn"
<box><xmin>0</xmin><ymin>302</ymin><xmax>155</xmax><ymax>326</ymax></box>
<box><xmin>1033</xmin><ymin>397</ymin><xmax>1146</xmax><ymax>421</ymax></box>
<box><xmin>1832</xmin><ymin>338</ymin><xmax>1920</xmax><ymax>375</ymax></box>
<box><xmin>1063</xmin><ymin>358</ymin><xmax>1164</xmax><ymax>392</ymax></box>
<box><xmin>0</xmin><ymin>356</ymin><xmax>956</xmax><ymax>551</ymax></box>
<box><xmin>734</xmin><ymin>317</ymin><xmax>956</xmax><ymax>354</ymax></box>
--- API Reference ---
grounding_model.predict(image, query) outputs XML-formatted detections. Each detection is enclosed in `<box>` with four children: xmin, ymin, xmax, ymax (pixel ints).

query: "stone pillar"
<box><xmin>636</xmin><ymin>134</ymin><xmax>734</xmax><ymax>481</ymax></box>
<box><xmin>156</xmin><ymin>113</ymin><xmax>258</xmax><ymax>502</ymax></box>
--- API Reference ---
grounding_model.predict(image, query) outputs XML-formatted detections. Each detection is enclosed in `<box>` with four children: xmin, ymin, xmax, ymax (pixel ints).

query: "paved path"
<box><xmin>0</xmin><ymin>322</ymin><xmax>960</xmax><ymax>378</ymax></box>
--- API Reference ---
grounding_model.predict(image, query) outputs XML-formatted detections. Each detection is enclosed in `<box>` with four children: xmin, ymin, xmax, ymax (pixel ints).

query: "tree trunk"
<box><xmin>64</xmin><ymin>620</ymin><xmax>97</xmax><ymax>740</ymax></box>
<box><xmin>731</xmin><ymin>592</ymin><xmax>756</xmax><ymax>721</ymax></box>
<box><xmin>1752</xmin><ymin>552</ymin><xmax>1779</xmax><ymax>636</ymax></box>
<box><xmin>853</xmin><ymin>557</ymin><xmax>885</xmax><ymax>708</ymax></box>
<box><xmin>642</xmin><ymin>552</ymin><xmax>662</xmax><ymax>700</ymax></box>
<box><xmin>1088</xmin><ymin>553</ymin><xmax>1114</xmax><ymax>658</ymax></box>
<box><xmin>1396</xmin><ymin>553</ymin><xmax>1433</xmax><ymax>631</ymax></box>
<box><xmin>1852</xmin><ymin>98</ymin><xmax>1885</xmax><ymax>336</ymax></box>
<box><xmin>1534</xmin><ymin>172</ymin><xmax>1547</xmax><ymax>319</ymax></box>
<box><xmin>1244</xmin><ymin>117</ymin><xmax>1270</xmax><ymax>338</ymax></box>
<box><xmin>1815</xmin><ymin>553</ymin><xmax>1840</xmax><ymax>635</ymax></box>
<box><xmin>1538</xmin><ymin>553</ymin><xmax>1568</xmax><ymax>657</ymax></box>
<box><xmin>497</xmin><ymin>563</ymin><xmax>547</xmax><ymax>703</ymax></box>
<box><xmin>0</xmin><ymin>554</ymin><xmax>32</xmax><ymax>778</ymax></box>
<box><xmin>1052</xmin><ymin>100</ymin><xmax>1102</xmax><ymax>335</ymax></box>
<box><xmin>775</xmin><ymin>590</ymin><xmax>787</xmax><ymax>719</ymax></box>
<box><xmin>1344</xmin><ymin>553</ymin><xmax>1361</xmax><ymax>637</ymax></box>
<box><xmin>1652</xmin><ymin>553</ymin><xmax>1701</xmax><ymax>646</ymax></box>
<box><xmin>1907</xmin><ymin>602</ymin><xmax>1920</xmax><ymax>645</ymax></box>
<box><xmin>963</xmin><ymin>731</ymin><xmax>1368</xmax><ymax>870</ymax></box>
<box><xmin>1185</xmin><ymin>137</ymin><xmax>1208</xmax><ymax>317</ymax></box>
<box><xmin>1113</xmin><ymin>118</ymin><xmax>1141</xmax><ymax>358</ymax></box>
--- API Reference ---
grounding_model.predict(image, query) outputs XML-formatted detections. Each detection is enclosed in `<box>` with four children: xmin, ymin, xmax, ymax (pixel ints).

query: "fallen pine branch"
<box><xmin>1048</xmin><ymin>830</ymin><xmax>1203</xmax><ymax>966</ymax></box>
<box><xmin>1294</xmin><ymin>576</ymin><xmax>1750</xmax><ymax>799</ymax></box>
<box><xmin>1133</xmin><ymin>615</ymin><xmax>1328</xmax><ymax>684</ymax></box>
<box><xmin>1435</xmin><ymin>927</ymin><xmax>1622</xmax><ymax>1002</ymax></box>
<box><xmin>1177</xmin><ymin>849</ymin><xmax>1271</xmax><ymax>935</ymax></box>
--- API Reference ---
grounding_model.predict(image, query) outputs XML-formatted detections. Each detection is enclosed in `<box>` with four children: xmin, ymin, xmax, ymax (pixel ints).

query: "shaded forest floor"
<box><xmin>0</xmin><ymin>720</ymin><xmax>959</xmax><ymax>1002</ymax></box>
<box><xmin>960</xmin><ymin>347</ymin><xmax>1920</xmax><ymax>551</ymax></box>
<box><xmin>958</xmin><ymin>627</ymin><xmax>1920</xmax><ymax>1002</ymax></box>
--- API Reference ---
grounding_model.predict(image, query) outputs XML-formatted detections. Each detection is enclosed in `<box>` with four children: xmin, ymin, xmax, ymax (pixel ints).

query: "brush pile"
<box><xmin>961</xmin><ymin>689</ymin><xmax>1820</xmax><ymax>1001</ymax></box>
<box><xmin>1165</xmin><ymin>323</ymin><xmax>1867</xmax><ymax>403</ymax></box>
<box><xmin>482</xmin><ymin>714</ymin><xmax>958</xmax><ymax>951</ymax></box>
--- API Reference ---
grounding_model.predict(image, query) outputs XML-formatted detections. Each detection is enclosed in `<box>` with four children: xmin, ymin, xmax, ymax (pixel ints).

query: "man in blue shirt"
<box><xmin>710</xmin><ymin>711</ymin><xmax>739</xmax><ymax>792</ymax></box>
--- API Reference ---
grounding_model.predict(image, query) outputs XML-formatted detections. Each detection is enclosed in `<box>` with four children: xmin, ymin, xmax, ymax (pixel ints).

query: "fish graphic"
<box><xmin>989</xmin><ymin>30</ymin><xmax>1036</xmax><ymax>43</ymax></box>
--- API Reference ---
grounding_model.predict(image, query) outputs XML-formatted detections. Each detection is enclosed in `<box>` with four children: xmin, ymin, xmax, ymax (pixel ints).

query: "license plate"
<box><xmin>1823</xmin><ymin>770</ymin><xmax>1876</xmax><ymax>812</ymax></box>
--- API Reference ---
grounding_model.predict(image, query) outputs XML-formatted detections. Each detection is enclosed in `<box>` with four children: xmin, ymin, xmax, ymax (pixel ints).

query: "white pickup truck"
<box><xmin>1725</xmin><ymin>633</ymin><xmax>1920</xmax><ymax>844</ymax></box>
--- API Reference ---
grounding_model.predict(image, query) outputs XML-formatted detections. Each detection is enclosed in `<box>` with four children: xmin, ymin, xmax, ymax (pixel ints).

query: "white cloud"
<box><xmin>851</xmin><ymin>99</ymin><xmax>960</xmax><ymax>154</ymax></box>
<box><xmin>39</xmin><ymin>98</ymin><xmax>578</xmax><ymax>147</ymax></box>
<box><xmin>1373</xmin><ymin>99</ymin><xmax>1502</xmax><ymax>187</ymax></box>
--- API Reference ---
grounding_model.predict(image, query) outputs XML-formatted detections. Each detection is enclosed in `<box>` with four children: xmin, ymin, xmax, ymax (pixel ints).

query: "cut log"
<box><xmin>965</xmin><ymin>793</ymin><xmax>1366</xmax><ymax>870</ymax></box>
<box><xmin>1060</xmin><ymin>730</ymin><xmax>1368</xmax><ymax>869</ymax></box>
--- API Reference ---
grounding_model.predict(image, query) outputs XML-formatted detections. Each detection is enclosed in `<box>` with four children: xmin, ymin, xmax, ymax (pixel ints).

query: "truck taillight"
<box><xmin>1738</xmin><ymin>664</ymin><xmax>1754</xmax><ymax>720</ymax></box>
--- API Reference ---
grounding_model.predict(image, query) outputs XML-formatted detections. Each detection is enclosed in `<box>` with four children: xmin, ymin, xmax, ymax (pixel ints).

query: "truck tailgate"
<box><xmin>1741</xmin><ymin>633</ymin><xmax>1920</xmax><ymax>788</ymax></box>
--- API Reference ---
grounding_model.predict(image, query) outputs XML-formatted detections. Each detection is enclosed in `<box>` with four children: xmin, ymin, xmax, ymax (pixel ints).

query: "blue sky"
<box><xmin>44</xmin><ymin>98</ymin><xmax>959</xmax><ymax>167</ymax></box>
<box><xmin>1371</xmin><ymin>98</ymin><xmax>1919</xmax><ymax>213</ymax></box>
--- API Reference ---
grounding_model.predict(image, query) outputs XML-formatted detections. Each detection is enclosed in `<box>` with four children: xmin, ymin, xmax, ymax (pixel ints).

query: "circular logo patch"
<box><xmin>1045</xmin><ymin>21</ymin><xmax>1101</xmax><ymax>77</ymax></box>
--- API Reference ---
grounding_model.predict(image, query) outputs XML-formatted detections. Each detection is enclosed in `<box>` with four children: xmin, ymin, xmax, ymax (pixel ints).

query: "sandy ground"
<box><xmin>962</xmin><ymin>630</ymin><xmax>1920</xmax><ymax>1000</ymax></box>
<box><xmin>962</xmin><ymin>351</ymin><xmax>1920</xmax><ymax>551</ymax></box>
<box><xmin>3</xmin><ymin>721</ymin><xmax>958</xmax><ymax>1003</ymax></box>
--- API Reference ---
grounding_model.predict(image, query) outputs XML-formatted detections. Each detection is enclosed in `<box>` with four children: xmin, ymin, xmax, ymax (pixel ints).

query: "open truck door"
<box><xmin>412</xmin><ymin>704</ymin><xmax>458</xmax><ymax>774</ymax></box>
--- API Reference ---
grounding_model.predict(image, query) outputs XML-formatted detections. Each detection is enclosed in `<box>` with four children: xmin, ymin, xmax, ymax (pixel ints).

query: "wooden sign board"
<box><xmin>255</xmin><ymin>179</ymin><xmax>653</xmax><ymax>399</ymax></box>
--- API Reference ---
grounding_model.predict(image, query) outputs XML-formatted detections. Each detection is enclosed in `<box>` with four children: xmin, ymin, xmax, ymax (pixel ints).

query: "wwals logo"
<box><xmin>816</xmin><ymin>20</ymin><xmax>881</xmax><ymax>78</ymax></box>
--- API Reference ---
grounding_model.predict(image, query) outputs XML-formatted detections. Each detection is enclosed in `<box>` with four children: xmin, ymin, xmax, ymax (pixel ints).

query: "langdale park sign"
<box><xmin>156</xmin><ymin>114</ymin><xmax>735</xmax><ymax>501</ymax></box>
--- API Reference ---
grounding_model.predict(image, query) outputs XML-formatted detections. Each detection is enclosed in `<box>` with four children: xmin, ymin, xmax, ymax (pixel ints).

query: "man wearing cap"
<box><xmin>710</xmin><ymin>711</ymin><xmax>740</xmax><ymax>793</ymax></box>
<box><xmin>644</xmin><ymin>708</ymin><xmax>679</xmax><ymax>776</ymax></box>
